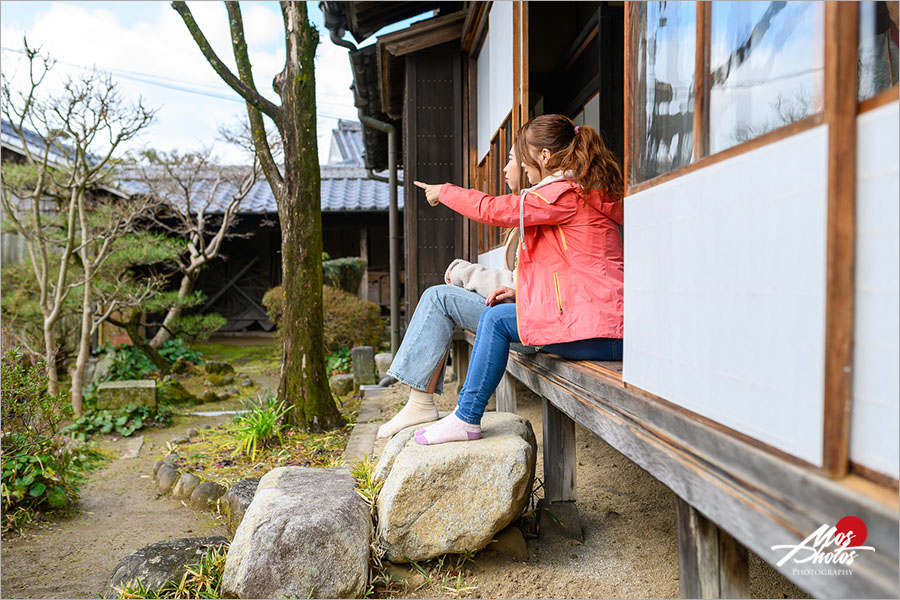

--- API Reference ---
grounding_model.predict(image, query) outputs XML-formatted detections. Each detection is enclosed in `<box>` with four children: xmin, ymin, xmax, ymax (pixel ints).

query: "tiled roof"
<box><xmin>5</xmin><ymin>118</ymin><xmax>402</xmax><ymax>214</ymax></box>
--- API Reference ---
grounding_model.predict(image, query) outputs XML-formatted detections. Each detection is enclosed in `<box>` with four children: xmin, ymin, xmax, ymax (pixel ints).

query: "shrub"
<box><xmin>322</xmin><ymin>285</ymin><xmax>386</xmax><ymax>353</ymax></box>
<box><xmin>1</xmin><ymin>348</ymin><xmax>81</xmax><ymax>526</ymax></box>
<box><xmin>262</xmin><ymin>285</ymin><xmax>386</xmax><ymax>353</ymax></box>
<box><xmin>230</xmin><ymin>392</ymin><xmax>290</xmax><ymax>460</ymax></box>
<box><xmin>326</xmin><ymin>347</ymin><xmax>352</xmax><ymax>375</ymax></box>
<box><xmin>64</xmin><ymin>404</ymin><xmax>173</xmax><ymax>441</ymax></box>
<box><xmin>168</xmin><ymin>313</ymin><xmax>226</xmax><ymax>343</ymax></box>
<box><xmin>323</xmin><ymin>257</ymin><xmax>367</xmax><ymax>293</ymax></box>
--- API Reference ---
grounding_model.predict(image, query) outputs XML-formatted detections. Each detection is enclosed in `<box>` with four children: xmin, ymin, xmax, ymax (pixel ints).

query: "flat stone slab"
<box><xmin>97</xmin><ymin>379</ymin><xmax>156</xmax><ymax>412</ymax></box>
<box><xmin>118</xmin><ymin>435</ymin><xmax>144</xmax><ymax>459</ymax></box>
<box><xmin>343</xmin><ymin>423</ymin><xmax>378</xmax><ymax>465</ymax></box>
<box><xmin>222</xmin><ymin>467</ymin><xmax>371</xmax><ymax>599</ymax></box>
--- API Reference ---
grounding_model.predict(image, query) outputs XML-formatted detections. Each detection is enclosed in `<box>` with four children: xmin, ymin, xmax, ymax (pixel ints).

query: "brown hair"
<box><xmin>514</xmin><ymin>114</ymin><xmax>623</xmax><ymax>200</ymax></box>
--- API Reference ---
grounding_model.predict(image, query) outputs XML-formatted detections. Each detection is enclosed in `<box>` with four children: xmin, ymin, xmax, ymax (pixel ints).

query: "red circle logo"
<box><xmin>835</xmin><ymin>515</ymin><xmax>867</xmax><ymax>547</ymax></box>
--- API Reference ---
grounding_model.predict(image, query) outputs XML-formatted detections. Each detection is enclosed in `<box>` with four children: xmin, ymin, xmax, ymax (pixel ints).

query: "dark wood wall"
<box><xmin>403</xmin><ymin>43</ymin><xmax>465</xmax><ymax>322</ymax></box>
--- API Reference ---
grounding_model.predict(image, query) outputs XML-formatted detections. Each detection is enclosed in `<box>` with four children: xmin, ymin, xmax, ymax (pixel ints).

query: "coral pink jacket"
<box><xmin>439</xmin><ymin>177</ymin><xmax>624</xmax><ymax>346</ymax></box>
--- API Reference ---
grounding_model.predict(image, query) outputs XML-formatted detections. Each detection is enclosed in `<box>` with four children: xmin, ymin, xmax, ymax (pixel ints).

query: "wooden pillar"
<box><xmin>359</xmin><ymin>227</ymin><xmax>369</xmax><ymax>301</ymax></box>
<box><xmin>542</xmin><ymin>398</ymin><xmax>576</xmax><ymax>502</ymax></box>
<box><xmin>675</xmin><ymin>497</ymin><xmax>749</xmax><ymax>599</ymax></box>
<box><xmin>452</xmin><ymin>338</ymin><xmax>470</xmax><ymax>387</ymax></box>
<box><xmin>496</xmin><ymin>371</ymin><xmax>517</xmax><ymax>413</ymax></box>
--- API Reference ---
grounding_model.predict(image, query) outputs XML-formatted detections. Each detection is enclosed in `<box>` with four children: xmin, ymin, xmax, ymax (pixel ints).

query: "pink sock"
<box><xmin>414</xmin><ymin>411</ymin><xmax>481</xmax><ymax>445</ymax></box>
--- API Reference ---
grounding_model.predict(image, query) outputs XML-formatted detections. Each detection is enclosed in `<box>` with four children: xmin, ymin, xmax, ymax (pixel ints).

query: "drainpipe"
<box><xmin>359</xmin><ymin>116</ymin><xmax>400</xmax><ymax>358</ymax></box>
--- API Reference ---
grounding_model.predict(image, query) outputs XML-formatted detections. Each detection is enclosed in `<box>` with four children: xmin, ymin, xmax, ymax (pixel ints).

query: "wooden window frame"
<box><xmin>623</xmin><ymin>2</ymin><xmax>890</xmax><ymax>482</ymax></box>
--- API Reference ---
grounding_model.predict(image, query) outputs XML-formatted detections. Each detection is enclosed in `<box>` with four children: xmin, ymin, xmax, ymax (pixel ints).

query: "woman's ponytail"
<box><xmin>517</xmin><ymin>115</ymin><xmax>624</xmax><ymax>200</ymax></box>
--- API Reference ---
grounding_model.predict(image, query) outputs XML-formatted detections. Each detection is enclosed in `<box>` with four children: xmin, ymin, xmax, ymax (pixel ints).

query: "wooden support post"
<box><xmin>542</xmin><ymin>398</ymin><xmax>576</xmax><ymax>503</ymax></box>
<box><xmin>359</xmin><ymin>227</ymin><xmax>369</xmax><ymax>301</ymax></box>
<box><xmin>676</xmin><ymin>497</ymin><xmax>749</xmax><ymax>599</ymax></box>
<box><xmin>496</xmin><ymin>371</ymin><xmax>517</xmax><ymax>413</ymax></box>
<box><xmin>452</xmin><ymin>338</ymin><xmax>470</xmax><ymax>386</ymax></box>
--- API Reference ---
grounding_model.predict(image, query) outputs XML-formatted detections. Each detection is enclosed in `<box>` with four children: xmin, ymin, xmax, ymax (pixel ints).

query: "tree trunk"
<box><xmin>42</xmin><ymin>314</ymin><xmax>59</xmax><ymax>396</ymax></box>
<box><xmin>71</xmin><ymin>274</ymin><xmax>92</xmax><ymax>418</ymax></box>
<box><xmin>149</xmin><ymin>270</ymin><xmax>197</xmax><ymax>349</ymax></box>
<box><xmin>276</xmin><ymin>2</ymin><xmax>344</xmax><ymax>431</ymax></box>
<box><xmin>124</xmin><ymin>312</ymin><xmax>170</xmax><ymax>375</ymax></box>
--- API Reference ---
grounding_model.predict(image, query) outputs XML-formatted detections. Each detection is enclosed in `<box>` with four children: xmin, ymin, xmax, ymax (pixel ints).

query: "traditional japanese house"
<box><xmin>324</xmin><ymin>1</ymin><xmax>899</xmax><ymax>597</ymax></box>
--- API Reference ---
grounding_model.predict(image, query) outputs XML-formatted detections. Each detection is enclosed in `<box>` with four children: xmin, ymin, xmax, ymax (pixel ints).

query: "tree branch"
<box><xmin>225</xmin><ymin>1</ymin><xmax>284</xmax><ymax>194</ymax></box>
<box><xmin>171</xmin><ymin>1</ymin><xmax>282</xmax><ymax>123</ymax></box>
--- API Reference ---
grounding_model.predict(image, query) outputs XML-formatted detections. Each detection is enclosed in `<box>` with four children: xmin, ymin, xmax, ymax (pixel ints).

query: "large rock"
<box><xmin>351</xmin><ymin>346</ymin><xmax>377</xmax><ymax>387</ymax></box>
<box><xmin>330</xmin><ymin>373</ymin><xmax>355</xmax><ymax>396</ymax></box>
<box><xmin>374</xmin><ymin>352</ymin><xmax>393</xmax><ymax>377</ymax></box>
<box><xmin>96</xmin><ymin>380</ymin><xmax>156</xmax><ymax>412</ymax></box>
<box><xmin>106</xmin><ymin>536</ymin><xmax>228</xmax><ymax>597</ymax></box>
<box><xmin>222</xmin><ymin>467</ymin><xmax>371</xmax><ymax>599</ymax></box>
<box><xmin>220</xmin><ymin>478</ymin><xmax>260</xmax><ymax>534</ymax></box>
<box><xmin>375</xmin><ymin>412</ymin><xmax>536</xmax><ymax>562</ymax></box>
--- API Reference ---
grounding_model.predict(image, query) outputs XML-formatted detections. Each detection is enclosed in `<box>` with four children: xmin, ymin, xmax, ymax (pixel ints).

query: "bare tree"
<box><xmin>173</xmin><ymin>1</ymin><xmax>344</xmax><ymax>431</ymax></box>
<box><xmin>126</xmin><ymin>145</ymin><xmax>260</xmax><ymax>349</ymax></box>
<box><xmin>1</xmin><ymin>40</ymin><xmax>156</xmax><ymax>415</ymax></box>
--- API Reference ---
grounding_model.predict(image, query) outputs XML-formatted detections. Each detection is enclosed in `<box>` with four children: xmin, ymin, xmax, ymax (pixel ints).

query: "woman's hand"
<box><xmin>413</xmin><ymin>181</ymin><xmax>443</xmax><ymax>206</ymax></box>
<box><xmin>486</xmin><ymin>286</ymin><xmax>516</xmax><ymax>306</ymax></box>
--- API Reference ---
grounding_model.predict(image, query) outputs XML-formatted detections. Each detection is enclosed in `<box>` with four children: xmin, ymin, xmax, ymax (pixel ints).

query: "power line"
<box><xmin>0</xmin><ymin>46</ymin><xmax>358</xmax><ymax>119</ymax></box>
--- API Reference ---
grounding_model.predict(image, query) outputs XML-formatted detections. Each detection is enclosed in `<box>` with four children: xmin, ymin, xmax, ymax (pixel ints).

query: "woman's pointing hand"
<box><xmin>413</xmin><ymin>181</ymin><xmax>442</xmax><ymax>206</ymax></box>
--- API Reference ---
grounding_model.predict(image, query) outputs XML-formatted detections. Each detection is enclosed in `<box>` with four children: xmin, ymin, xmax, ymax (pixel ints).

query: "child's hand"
<box><xmin>486</xmin><ymin>286</ymin><xmax>516</xmax><ymax>306</ymax></box>
<box><xmin>413</xmin><ymin>181</ymin><xmax>442</xmax><ymax>206</ymax></box>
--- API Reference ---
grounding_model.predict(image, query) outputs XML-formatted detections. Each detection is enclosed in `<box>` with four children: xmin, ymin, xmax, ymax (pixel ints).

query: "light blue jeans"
<box><xmin>387</xmin><ymin>284</ymin><xmax>534</xmax><ymax>395</ymax></box>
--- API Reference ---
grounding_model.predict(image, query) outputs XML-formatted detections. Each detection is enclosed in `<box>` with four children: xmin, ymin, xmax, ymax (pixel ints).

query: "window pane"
<box><xmin>629</xmin><ymin>1</ymin><xmax>696</xmax><ymax>185</ymax></box>
<box><xmin>858</xmin><ymin>1</ymin><xmax>899</xmax><ymax>102</ymax></box>
<box><xmin>709</xmin><ymin>2</ymin><xmax>824</xmax><ymax>154</ymax></box>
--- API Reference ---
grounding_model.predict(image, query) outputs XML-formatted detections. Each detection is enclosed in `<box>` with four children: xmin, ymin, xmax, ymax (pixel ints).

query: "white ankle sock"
<box><xmin>376</xmin><ymin>389</ymin><xmax>439</xmax><ymax>438</ymax></box>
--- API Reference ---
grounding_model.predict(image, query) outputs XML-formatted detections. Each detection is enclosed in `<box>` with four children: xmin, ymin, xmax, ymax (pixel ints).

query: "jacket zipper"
<box><xmin>553</xmin><ymin>272</ymin><xmax>563</xmax><ymax>316</ymax></box>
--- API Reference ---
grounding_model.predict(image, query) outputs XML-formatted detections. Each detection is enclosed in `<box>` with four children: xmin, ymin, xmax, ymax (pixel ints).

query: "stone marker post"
<box><xmin>351</xmin><ymin>346</ymin><xmax>377</xmax><ymax>388</ymax></box>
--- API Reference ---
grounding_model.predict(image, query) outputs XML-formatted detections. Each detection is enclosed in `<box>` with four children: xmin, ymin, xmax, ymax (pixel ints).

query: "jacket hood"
<box><xmin>520</xmin><ymin>174</ymin><xmax>623</xmax><ymax>226</ymax></box>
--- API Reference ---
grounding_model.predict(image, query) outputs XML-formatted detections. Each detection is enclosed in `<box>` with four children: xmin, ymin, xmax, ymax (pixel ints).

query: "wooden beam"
<box><xmin>379</xmin><ymin>11</ymin><xmax>466</xmax><ymax>57</ymax></box>
<box><xmin>692</xmin><ymin>1</ymin><xmax>711</xmax><ymax>161</ymax></box>
<box><xmin>821</xmin><ymin>1</ymin><xmax>859</xmax><ymax>477</ymax></box>
<box><xmin>676</xmin><ymin>497</ymin><xmax>750</xmax><ymax>599</ymax></box>
<box><xmin>542</xmin><ymin>398</ymin><xmax>576</xmax><ymax>503</ymax></box>
<box><xmin>623</xmin><ymin>1</ymin><xmax>633</xmax><ymax>191</ymax></box>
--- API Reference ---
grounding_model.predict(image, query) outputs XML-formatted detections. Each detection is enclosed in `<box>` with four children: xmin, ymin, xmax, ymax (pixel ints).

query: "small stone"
<box><xmin>157</xmin><ymin>465</ymin><xmax>180</xmax><ymax>494</ymax></box>
<box><xmin>200</xmin><ymin>390</ymin><xmax>219</xmax><ymax>403</ymax></box>
<box><xmin>172</xmin><ymin>473</ymin><xmax>201</xmax><ymax>501</ymax></box>
<box><xmin>202</xmin><ymin>424</ymin><xmax>211</xmax><ymax>430</ymax></box>
<box><xmin>226</xmin><ymin>387</ymin><xmax>239</xmax><ymax>395</ymax></box>
<box><xmin>186</xmin><ymin>428</ymin><xmax>198</xmax><ymax>439</ymax></box>
<box><xmin>222</xmin><ymin>375</ymin><xmax>234</xmax><ymax>385</ymax></box>
<box><xmin>383</xmin><ymin>562</ymin><xmax>412</xmax><ymax>583</ymax></box>
<box><xmin>241</xmin><ymin>379</ymin><xmax>253</xmax><ymax>387</ymax></box>
<box><xmin>205</xmin><ymin>361</ymin><xmax>234</xmax><ymax>375</ymax></box>
<box><xmin>170</xmin><ymin>436</ymin><xmax>190</xmax><ymax>445</ymax></box>
<box><xmin>153</xmin><ymin>460</ymin><xmax>164</xmax><ymax>478</ymax></box>
<box><xmin>329</xmin><ymin>373</ymin><xmax>355</xmax><ymax>395</ymax></box>
<box><xmin>190</xmin><ymin>481</ymin><xmax>226</xmax><ymax>510</ymax></box>
<box><xmin>486</xmin><ymin>525</ymin><xmax>529</xmax><ymax>560</ymax></box>
<box><xmin>407</xmin><ymin>573</ymin><xmax>427</xmax><ymax>590</ymax></box>
<box><xmin>163</xmin><ymin>453</ymin><xmax>178</xmax><ymax>464</ymax></box>
<box><xmin>374</xmin><ymin>352</ymin><xmax>393</xmax><ymax>377</ymax></box>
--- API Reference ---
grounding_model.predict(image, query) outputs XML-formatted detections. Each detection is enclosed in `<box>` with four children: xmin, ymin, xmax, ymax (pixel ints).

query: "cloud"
<box><xmin>1</xmin><ymin>1</ymin><xmax>357</xmax><ymax>164</ymax></box>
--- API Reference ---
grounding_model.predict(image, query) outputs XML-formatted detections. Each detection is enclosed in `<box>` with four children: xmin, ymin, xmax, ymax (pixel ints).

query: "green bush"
<box><xmin>231</xmin><ymin>393</ymin><xmax>290</xmax><ymax>460</ymax></box>
<box><xmin>168</xmin><ymin>313</ymin><xmax>226</xmax><ymax>342</ymax></box>
<box><xmin>326</xmin><ymin>347</ymin><xmax>352</xmax><ymax>375</ymax></box>
<box><xmin>262</xmin><ymin>285</ymin><xmax>386</xmax><ymax>354</ymax></box>
<box><xmin>322</xmin><ymin>285</ymin><xmax>386</xmax><ymax>353</ymax></box>
<box><xmin>323</xmin><ymin>257</ymin><xmax>367</xmax><ymax>293</ymax></box>
<box><xmin>1</xmin><ymin>348</ymin><xmax>87</xmax><ymax>528</ymax></box>
<box><xmin>64</xmin><ymin>404</ymin><xmax>173</xmax><ymax>441</ymax></box>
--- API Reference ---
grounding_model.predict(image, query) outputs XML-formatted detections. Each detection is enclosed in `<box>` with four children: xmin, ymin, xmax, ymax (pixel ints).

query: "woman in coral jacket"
<box><xmin>412</xmin><ymin>114</ymin><xmax>624</xmax><ymax>445</ymax></box>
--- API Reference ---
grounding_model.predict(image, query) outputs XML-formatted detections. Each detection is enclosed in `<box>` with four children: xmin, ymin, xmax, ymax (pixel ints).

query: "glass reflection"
<box><xmin>630</xmin><ymin>1</ymin><xmax>696</xmax><ymax>184</ymax></box>
<box><xmin>858</xmin><ymin>1</ymin><xmax>899</xmax><ymax>102</ymax></box>
<box><xmin>709</xmin><ymin>2</ymin><xmax>825</xmax><ymax>154</ymax></box>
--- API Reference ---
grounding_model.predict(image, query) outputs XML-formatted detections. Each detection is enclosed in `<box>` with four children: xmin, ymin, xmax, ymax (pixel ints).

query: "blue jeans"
<box><xmin>388</xmin><ymin>285</ymin><xmax>536</xmax><ymax>394</ymax></box>
<box><xmin>455</xmin><ymin>303</ymin><xmax>623</xmax><ymax>425</ymax></box>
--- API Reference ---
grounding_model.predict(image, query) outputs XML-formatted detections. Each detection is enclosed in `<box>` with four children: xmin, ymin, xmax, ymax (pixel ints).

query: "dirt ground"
<box><xmin>0</xmin><ymin>404</ymin><xmax>238</xmax><ymax>599</ymax></box>
<box><xmin>373</xmin><ymin>376</ymin><xmax>810</xmax><ymax>599</ymax></box>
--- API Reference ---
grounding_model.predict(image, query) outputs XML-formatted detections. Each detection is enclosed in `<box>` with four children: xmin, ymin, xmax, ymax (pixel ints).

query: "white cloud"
<box><xmin>1</xmin><ymin>1</ymin><xmax>357</xmax><ymax>164</ymax></box>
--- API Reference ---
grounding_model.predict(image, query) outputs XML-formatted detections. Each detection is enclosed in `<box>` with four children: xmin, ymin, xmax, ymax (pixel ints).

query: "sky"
<box><xmin>0</xmin><ymin>1</ymin><xmax>425</xmax><ymax>164</ymax></box>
